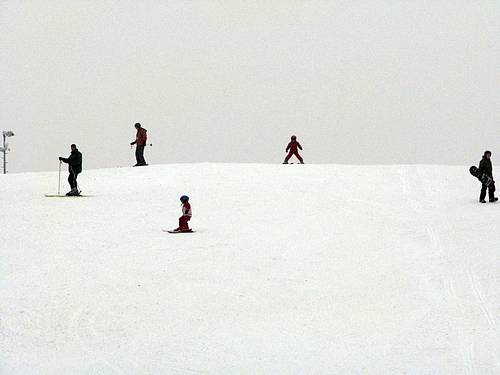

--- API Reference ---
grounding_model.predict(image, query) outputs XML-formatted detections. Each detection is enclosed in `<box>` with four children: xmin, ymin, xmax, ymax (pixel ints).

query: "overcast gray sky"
<box><xmin>1</xmin><ymin>0</ymin><xmax>499</xmax><ymax>172</ymax></box>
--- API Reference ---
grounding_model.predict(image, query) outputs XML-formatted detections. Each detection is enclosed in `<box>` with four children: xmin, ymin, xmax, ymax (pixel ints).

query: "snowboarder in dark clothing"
<box><xmin>283</xmin><ymin>135</ymin><xmax>304</xmax><ymax>164</ymax></box>
<box><xmin>130</xmin><ymin>123</ymin><xmax>148</xmax><ymax>167</ymax></box>
<box><xmin>59</xmin><ymin>144</ymin><xmax>82</xmax><ymax>196</ymax></box>
<box><xmin>478</xmin><ymin>150</ymin><xmax>498</xmax><ymax>203</ymax></box>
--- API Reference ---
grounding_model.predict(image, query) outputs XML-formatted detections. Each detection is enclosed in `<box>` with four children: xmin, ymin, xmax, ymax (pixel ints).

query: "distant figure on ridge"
<box><xmin>59</xmin><ymin>144</ymin><xmax>82</xmax><ymax>196</ymax></box>
<box><xmin>171</xmin><ymin>195</ymin><xmax>193</xmax><ymax>233</ymax></box>
<box><xmin>478</xmin><ymin>150</ymin><xmax>497</xmax><ymax>203</ymax></box>
<box><xmin>283</xmin><ymin>135</ymin><xmax>304</xmax><ymax>164</ymax></box>
<box><xmin>130</xmin><ymin>122</ymin><xmax>148</xmax><ymax>167</ymax></box>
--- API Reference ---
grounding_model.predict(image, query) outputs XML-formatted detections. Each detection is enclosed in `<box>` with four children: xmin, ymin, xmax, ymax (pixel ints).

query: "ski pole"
<box><xmin>58</xmin><ymin>160</ymin><xmax>62</xmax><ymax>195</ymax></box>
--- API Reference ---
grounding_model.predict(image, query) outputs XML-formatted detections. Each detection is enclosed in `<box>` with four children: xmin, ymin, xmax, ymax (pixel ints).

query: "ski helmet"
<box><xmin>291</xmin><ymin>135</ymin><xmax>297</xmax><ymax>140</ymax></box>
<box><xmin>180</xmin><ymin>195</ymin><xmax>189</xmax><ymax>202</ymax></box>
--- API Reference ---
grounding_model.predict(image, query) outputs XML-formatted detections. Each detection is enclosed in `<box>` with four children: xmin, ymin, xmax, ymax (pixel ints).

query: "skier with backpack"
<box><xmin>283</xmin><ymin>135</ymin><xmax>304</xmax><ymax>164</ymax></box>
<box><xmin>59</xmin><ymin>144</ymin><xmax>82</xmax><ymax>196</ymax></box>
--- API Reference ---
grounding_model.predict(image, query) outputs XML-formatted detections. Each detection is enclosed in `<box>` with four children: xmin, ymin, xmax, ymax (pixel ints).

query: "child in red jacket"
<box><xmin>283</xmin><ymin>135</ymin><xmax>304</xmax><ymax>164</ymax></box>
<box><xmin>173</xmin><ymin>195</ymin><xmax>192</xmax><ymax>232</ymax></box>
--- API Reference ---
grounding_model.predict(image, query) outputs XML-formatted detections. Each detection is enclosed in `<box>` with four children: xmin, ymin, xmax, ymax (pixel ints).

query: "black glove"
<box><xmin>59</xmin><ymin>157</ymin><xmax>63</xmax><ymax>161</ymax></box>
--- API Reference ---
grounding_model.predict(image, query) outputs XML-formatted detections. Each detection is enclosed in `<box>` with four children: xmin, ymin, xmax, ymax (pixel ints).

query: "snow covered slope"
<box><xmin>1</xmin><ymin>164</ymin><xmax>499</xmax><ymax>374</ymax></box>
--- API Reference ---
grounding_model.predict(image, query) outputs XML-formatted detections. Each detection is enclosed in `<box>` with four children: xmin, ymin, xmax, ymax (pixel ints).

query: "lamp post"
<box><xmin>2</xmin><ymin>130</ymin><xmax>15</xmax><ymax>174</ymax></box>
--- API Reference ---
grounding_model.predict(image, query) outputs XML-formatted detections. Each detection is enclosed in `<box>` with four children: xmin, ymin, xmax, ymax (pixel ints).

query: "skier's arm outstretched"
<box><xmin>297</xmin><ymin>142</ymin><xmax>303</xmax><ymax>150</ymax></box>
<box><xmin>286</xmin><ymin>142</ymin><xmax>291</xmax><ymax>152</ymax></box>
<box><xmin>59</xmin><ymin>153</ymin><xmax>81</xmax><ymax>167</ymax></box>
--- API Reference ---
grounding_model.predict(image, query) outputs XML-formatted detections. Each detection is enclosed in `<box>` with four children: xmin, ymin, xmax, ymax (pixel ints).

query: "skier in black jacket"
<box><xmin>478</xmin><ymin>150</ymin><xmax>497</xmax><ymax>203</ymax></box>
<box><xmin>59</xmin><ymin>144</ymin><xmax>82</xmax><ymax>196</ymax></box>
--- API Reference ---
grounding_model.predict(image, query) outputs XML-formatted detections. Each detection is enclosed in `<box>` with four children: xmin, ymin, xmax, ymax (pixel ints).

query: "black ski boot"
<box><xmin>66</xmin><ymin>188</ymin><xmax>80</xmax><ymax>196</ymax></box>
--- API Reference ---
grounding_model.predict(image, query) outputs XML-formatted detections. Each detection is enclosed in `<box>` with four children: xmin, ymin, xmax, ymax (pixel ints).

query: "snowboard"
<box><xmin>162</xmin><ymin>229</ymin><xmax>195</xmax><ymax>233</ymax></box>
<box><xmin>469</xmin><ymin>166</ymin><xmax>494</xmax><ymax>186</ymax></box>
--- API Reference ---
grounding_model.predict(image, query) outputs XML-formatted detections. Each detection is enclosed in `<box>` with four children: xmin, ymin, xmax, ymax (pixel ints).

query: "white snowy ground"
<box><xmin>1</xmin><ymin>164</ymin><xmax>499</xmax><ymax>374</ymax></box>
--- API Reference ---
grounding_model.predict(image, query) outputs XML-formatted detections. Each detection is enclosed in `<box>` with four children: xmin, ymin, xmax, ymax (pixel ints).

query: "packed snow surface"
<box><xmin>1</xmin><ymin>164</ymin><xmax>499</xmax><ymax>374</ymax></box>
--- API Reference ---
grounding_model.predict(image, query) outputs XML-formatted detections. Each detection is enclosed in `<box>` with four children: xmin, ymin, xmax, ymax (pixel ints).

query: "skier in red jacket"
<box><xmin>130</xmin><ymin>122</ymin><xmax>148</xmax><ymax>167</ymax></box>
<box><xmin>283</xmin><ymin>135</ymin><xmax>304</xmax><ymax>164</ymax></box>
<box><xmin>173</xmin><ymin>195</ymin><xmax>192</xmax><ymax>232</ymax></box>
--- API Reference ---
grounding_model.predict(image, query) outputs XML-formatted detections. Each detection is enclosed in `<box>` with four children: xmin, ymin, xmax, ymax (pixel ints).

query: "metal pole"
<box><xmin>3</xmin><ymin>132</ymin><xmax>6</xmax><ymax>174</ymax></box>
<box><xmin>58</xmin><ymin>160</ymin><xmax>62</xmax><ymax>195</ymax></box>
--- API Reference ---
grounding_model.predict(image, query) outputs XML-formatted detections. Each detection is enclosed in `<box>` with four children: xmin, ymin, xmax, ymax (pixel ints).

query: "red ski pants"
<box><xmin>178</xmin><ymin>215</ymin><xmax>190</xmax><ymax>230</ymax></box>
<box><xmin>285</xmin><ymin>150</ymin><xmax>303</xmax><ymax>163</ymax></box>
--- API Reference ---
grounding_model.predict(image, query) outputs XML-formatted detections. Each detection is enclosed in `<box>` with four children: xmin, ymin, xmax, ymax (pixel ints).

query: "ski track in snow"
<box><xmin>403</xmin><ymin>166</ymin><xmax>500</xmax><ymax>375</ymax></box>
<box><xmin>410</xmin><ymin>167</ymin><xmax>475</xmax><ymax>375</ymax></box>
<box><xmin>69</xmin><ymin>291</ymin><xmax>133</xmax><ymax>375</ymax></box>
<box><xmin>1</xmin><ymin>164</ymin><xmax>500</xmax><ymax>374</ymax></box>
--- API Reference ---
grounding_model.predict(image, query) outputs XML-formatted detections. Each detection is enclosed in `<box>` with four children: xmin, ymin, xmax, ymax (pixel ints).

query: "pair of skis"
<box><xmin>162</xmin><ymin>229</ymin><xmax>195</xmax><ymax>234</ymax></box>
<box><xmin>44</xmin><ymin>194</ymin><xmax>91</xmax><ymax>197</ymax></box>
